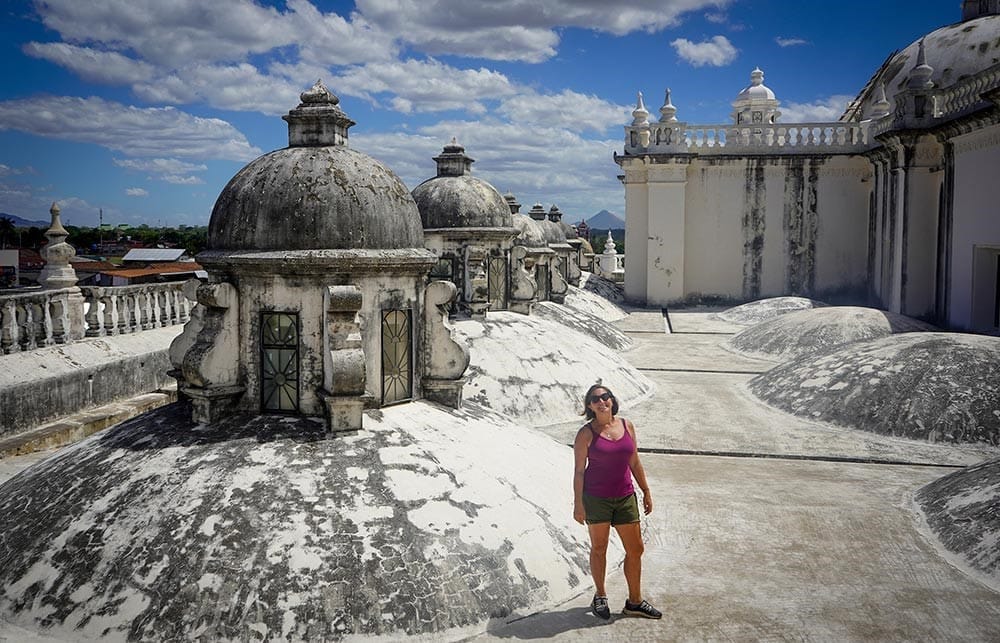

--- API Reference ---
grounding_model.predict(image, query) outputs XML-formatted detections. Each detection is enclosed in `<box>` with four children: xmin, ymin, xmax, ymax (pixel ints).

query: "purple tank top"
<box><xmin>583</xmin><ymin>418</ymin><xmax>635</xmax><ymax>498</ymax></box>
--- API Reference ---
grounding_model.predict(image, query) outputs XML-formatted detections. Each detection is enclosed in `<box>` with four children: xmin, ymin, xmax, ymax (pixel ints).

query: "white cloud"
<box><xmin>133</xmin><ymin>64</ymin><xmax>302</xmax><ymax>115</ymax></box>
<box><xmin>775</xmin><ymin>37</ymin><xmax>809</xmax><ymax>47</ymax></box>
<box><xmin>779</xmin><ymin>95</ymin><xmax>854</xmax><ymax>123</ymax></box>
<box><xmin>497</xmin><ymin>90</ymin><xmax>631</xmax><ymax>133</ymax></box>
<box><xmin>125</xmin><ymin>187</ymin><xmax>148</xmax><ymax>197</ymax></box>
<box><xmin>334</xmin><ymin>59</ymin><xmax>517</xmax><ymax>113</ymax></box>
<box><xmin>352</xmin><ymin>119</ymin><xmax>625</xmax><ymax>218</ymax></box>
<box><xmin>356</xmin><ymin>0</ymin><xmax>734</xmax><ymax>62</ymax></box>
<box><xmin>114</xmin><ymin>158</ymin><xmax>208</xmax><ymax>185</ymax></box>
<box><xmin>0</xmin><ymin>96</ymin><xmax>261</xmax><ymax>161</ymax></box>
<box><xmin>705</xmin><ymin>12</ymin><xmax>728</xmax><ymax>24</ymax></box>
<box><xmin>23</xmin><ymin>42</ymin><xmax>154</xmax><ymax>85</ymax></box>
<box><xmin>671</xmin><ymin>35</ymin><xmax>738</xmax><ymax>67</ymax></box>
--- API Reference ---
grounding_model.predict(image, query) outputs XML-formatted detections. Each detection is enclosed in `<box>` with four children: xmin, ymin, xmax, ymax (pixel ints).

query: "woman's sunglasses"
<box><xmin>589</xmin><ymin>392</ymin><xmax>613</xmax><ymax>403</ymax></box>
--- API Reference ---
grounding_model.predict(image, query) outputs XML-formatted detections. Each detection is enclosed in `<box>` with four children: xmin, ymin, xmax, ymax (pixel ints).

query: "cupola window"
<box><xmin>260</xmin><ymin>311</ymin><xmax>300</xmax><ymax>412</ymax></box>
<box><xmin>488</xmin><ymin>255</ymin><xmax>508</xmax><ymax>309</ymax></box>
<box><xmin>381</xmin><ymin>309</ymin><xmax>413</xmax><ymax>404</ymax></box>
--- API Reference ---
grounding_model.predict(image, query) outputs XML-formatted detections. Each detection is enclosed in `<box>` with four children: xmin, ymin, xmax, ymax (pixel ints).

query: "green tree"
<box><xmin>0</xmin><ymin>217</ymin><xmax>14</xmax><ymax>248</ymax></box>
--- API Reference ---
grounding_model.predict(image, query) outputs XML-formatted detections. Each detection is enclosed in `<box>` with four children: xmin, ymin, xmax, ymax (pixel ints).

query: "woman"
<box><xmin>573</xmin><ymin>383</ymin><xmax>661</xmax><ymax>620</ymax></box>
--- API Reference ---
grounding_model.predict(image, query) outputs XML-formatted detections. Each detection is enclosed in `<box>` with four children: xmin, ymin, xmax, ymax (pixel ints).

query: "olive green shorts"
<box><xmin>582</xmin><ymin>492</ymin><xmax>640</xmax><ymax>525</ymax></box>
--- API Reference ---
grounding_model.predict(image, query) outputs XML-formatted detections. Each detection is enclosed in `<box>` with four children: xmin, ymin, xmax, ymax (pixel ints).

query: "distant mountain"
<box><xmin>0</xmin><ymin>212</ymin><xmax>48</xmax><ymax>228</ymax></box>
<box><xmin>585</xmin><ymin>209</ymin><xmax>625</xmax><ymax>229</ymax></box>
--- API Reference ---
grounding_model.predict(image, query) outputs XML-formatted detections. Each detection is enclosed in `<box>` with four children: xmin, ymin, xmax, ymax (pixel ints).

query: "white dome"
<box><xmin>735</xmin><ymin>68</ymin><xmax>776</xmax><ymax>102</ymax></box>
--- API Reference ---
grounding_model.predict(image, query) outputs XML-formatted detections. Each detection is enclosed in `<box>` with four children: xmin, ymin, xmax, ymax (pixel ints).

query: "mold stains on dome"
<box><xmin>748</xmin><ymin>332</ymin><xmax>1000</xmax><ymax>446</ymax></box>
<box><xmin>916</xmin><ymin>456</ymin><xmax>1000</xmax><ymax>593</ymax></box>
<box><xmin>714</xmin><ymin>296</ymin><xmax>827</xmax><ymax>326</ymax></box>
<box><xmin>725</xmin><ymin>306</ymin><xmax>935</xmax><ymax>361</ymax></box>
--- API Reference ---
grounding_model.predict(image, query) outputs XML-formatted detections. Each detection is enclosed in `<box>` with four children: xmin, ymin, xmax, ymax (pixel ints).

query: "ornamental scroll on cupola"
<box><xmin>170</xmin><ymin>80</ymin><xmax>469</xmax><ymax>432</ymax></box>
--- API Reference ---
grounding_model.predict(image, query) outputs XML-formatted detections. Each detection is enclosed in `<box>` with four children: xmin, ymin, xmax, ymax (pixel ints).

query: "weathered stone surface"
<box><xmin>726</xmin><ymin>305</ymin><xmax>935</xmax><ymax>360</ymax></box>
<box><xmin>454</xmin><ymin>312</ymin><xmax>653</xmax><ymax>426</ymax></box>
<box><xmin>0</xmin><ymin>401</ymin><xmax>591</xmax><ymax>641</ymax></box>
<box><xmin>208</xmin><ymin>145</ymin><xmax>424</xmax><ymax>251</ymax></box>
<box><xmin>748</xmin><ymin>332</ymin><xmax>1000</xmax><ymax>445</ymax></box>
<box><xmin>564</xmin><ymin>279</ymin><xmax>627</xmax><ymax>322</ymax></box>
<box><xmin>413</xmin><ymin>176</ymin><xmax>513</xmax><ymax>230</ymax></box>
<box><xmin>0</xmin><ymin>327</ymin><xmax>180</xmax><ymax>438</ymax></box>
<box><xmin>714</xmin><ymin>296</ymin><xmax>826</xmax><ymax>326</ymax></box>
<box><xmin>531</xmin><ymin>302</ymin><xmax>631</xmax><ymax>352</ymax></box>
<box><xmin>916</xmin><ymin>456</ymin><xmax>1000</xmax><ymax>592</ymax></box>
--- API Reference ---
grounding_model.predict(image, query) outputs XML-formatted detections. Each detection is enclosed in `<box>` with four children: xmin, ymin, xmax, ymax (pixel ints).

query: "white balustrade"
<box><xmin>635</xmin><ymin>121</ymin><xmax>871</xmax><ymax>156</ymax></box>
<box><xmin>0</xmin><ymin>282</ymin><xmax>191</xmax><ymax>353</ymax></box>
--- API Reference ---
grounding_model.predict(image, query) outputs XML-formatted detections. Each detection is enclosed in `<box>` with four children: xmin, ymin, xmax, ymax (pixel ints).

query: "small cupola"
<box><xmin>732</xmin><ymin>68</ymin><xmax>781</xmax><ymax>125</ymax></box>
<box><xmin>433</xmin><ymin>137</ymin><xmax>474</xmax><ymax>177</ymax></box>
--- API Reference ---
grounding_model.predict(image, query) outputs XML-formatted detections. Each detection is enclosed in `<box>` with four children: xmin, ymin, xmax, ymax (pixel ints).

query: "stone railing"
<box><xmin>81</xmin><ymin>283</ymin><xmax>191</xmax><ymax>338</ymax></box>
<box><xmin>628</xmin><ymin>121</ymin><xmax>872</xmax><ymax>156</ymax></box>
<box><xmin>932</xmin><ymin>63</ymin><xmax>1000</xmax><ymax>120</ymax></box>
<box><xmin>0</xmin><ymin>282</ymin><xmax>190</xmax><ymax>354</ymax></box>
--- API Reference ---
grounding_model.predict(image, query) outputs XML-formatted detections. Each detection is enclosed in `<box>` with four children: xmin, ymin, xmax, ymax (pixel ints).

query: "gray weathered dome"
<box><xmin>208</xmin><ymin>81</ymin><xmax>424</xmax><ymax>251</ymax></box>
<box><xmin>412</xmin><ymin>140</ymin><xmax>513</xmax><ymax>230</ymax></box>
<box><xmin>412</xmin><ymin>177</ymin><xmax>513</xmax><ymax>229</ymax></box>
<box><xmin>512</xmin><ymin>213</ymin><xmax>547</xmax><ymax>248</ymax></box>
<box><xmin>847</xmin><ymin>14</ymin><xmax>1000</xmax><ymax>120</ymax></box>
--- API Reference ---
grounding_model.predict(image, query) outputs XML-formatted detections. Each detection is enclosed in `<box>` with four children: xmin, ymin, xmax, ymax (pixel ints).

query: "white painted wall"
<box><xmin>949</xmin><ymin>124</ymin><xmax>1000</xmax><ymax>330</ymax></box>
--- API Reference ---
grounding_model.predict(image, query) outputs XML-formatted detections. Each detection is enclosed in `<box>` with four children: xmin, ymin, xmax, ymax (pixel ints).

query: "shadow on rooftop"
<box><xmin>98</xmin><ymin>400</ymin><xmax>328</xmax><ymax>451</ymax></box>
<box><xmin>485</xmin><ymin>605</ymin><xmax>617</xmax><ymax>639</ymax></box>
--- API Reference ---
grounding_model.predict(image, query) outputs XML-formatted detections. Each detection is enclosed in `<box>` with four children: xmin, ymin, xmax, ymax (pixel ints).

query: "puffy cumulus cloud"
<box><xmin>125</xmin><ymin>187</ymin><xmax>149</xmax><ymax>197</ymax></box>
<box><xmin>496</xmin><ymin>90</ymin><xmax>631</xmax><ymax>134</ymax></box>
<box><xmin>333</xmin><ymin>59</ymin><xmax>517</xmax><ymax>113</ymax></box>
<box><xmin>114</xmin><ymin>157</ymin><xmax>208</xmax><ymax>185</ymax></box>
<box><xmin>355</xmin><ymin>0</ymin><xmax>733</xmax><ymax>61</ymax></box>
<box><xmin>22</xmin><ymin>42</ymin><xmax>154</xmax><ymax>85</ymax></box>
<box><xmin>0</xmin><ymin>95</ymin><xmax>261</xmax><ymax>161</ymax></box>
<box><xmin>779</xmin><ymin>95</ymin><xmax>853</xmax><ymax>123</ymax></box>
<box><xmin>352</xmin><ymin>120</ymin><xmax>624</xmax><ymax>218</ymax></box>
<box><xmin>775</xmin><ymin>37</ymin><xmax>809</xmax><ymax>47</ymax></box>
<box><xmin>31</xmin><ymin>0</ymin><xmax>395</xmax><ymax>69</ymax></box>
<box><xmin>670</xmin><ymin>35</ymin><xmax>738</xmax><ymax>67</ymax></box>
<box><xmin>133</xmin><ymin>63</ymin><xmax>301</xmax><ymax>115</ymax></box>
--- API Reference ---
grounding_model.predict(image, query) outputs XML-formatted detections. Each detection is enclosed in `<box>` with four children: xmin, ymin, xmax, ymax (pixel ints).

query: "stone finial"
<box><xmin>502</xmin><ymin>191</ymin><xmax>521</xmax><ymax>214</ymax></box>
<box><xmin>631</xmin><ymin>92</ymin><xmax>649</xmax><ymax>126</ymax></box>
<box><xmin>528</xmin><ymin>203</ymin><xmax>547</xmax><ymax>221</ymax></box>
<box><xmin>659</xmin><ymin>88</ymin><xmax>678</xmax><ymax>122</ymax></box>
<box><xmin>38</xmin><ymin>202</ymin><xmax>79</xmax><ymax>290</ymax></box>
<box><xmin>283</xmin><ymin>79</ymin><xmax>356</xmax><ymax>147</ymax></box>
<box><xmin>547</xmin><ymin>205</ymin><xmax>563</xmax><ymax>222</ymax></box>
<box><xmin>908</xmin><ymin>39</ymin><xmax>935</xmax><ymax>90</ymax></box>
<box><xmin>604</xmin><ymin>230</ymin><xmax>617</xmax><ymax>255</ymax></box>
<box><xmin>433</xmin><ymin>137</ymin><xmax>474</xmax><ymax>177</ymax></box>
<box><xmin>750</xmin><ymin>67</ymin><xmax>764</xmax><ymax>86</ymax></box>
<box><xmin>871</xmin><ymin>82</ymin><xmax>891</xmax><ymax>118</ymax></box>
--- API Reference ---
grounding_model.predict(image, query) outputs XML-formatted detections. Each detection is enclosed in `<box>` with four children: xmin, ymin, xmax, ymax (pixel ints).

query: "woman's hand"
<box><xmin>641</xmin><ymin>490</ymin><xmax>653</xmax><ymax>515</ymax></box>
<box><xmin>573</xmin><ymin>503</ymin><xmax>586</xmax><ymax>524</ymax></box>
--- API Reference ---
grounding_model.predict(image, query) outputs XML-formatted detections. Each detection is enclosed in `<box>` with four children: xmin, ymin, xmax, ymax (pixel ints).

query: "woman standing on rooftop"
<box><xmin>573</xmin><ymin>383</ymin><xmax>661</xmax><ymax>621</ymax></box>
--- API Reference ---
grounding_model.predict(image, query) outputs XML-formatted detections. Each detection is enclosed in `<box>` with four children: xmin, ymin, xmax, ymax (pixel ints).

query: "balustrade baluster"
<box><xmin>50</xmin><ymin>296</ymin><xmax>68</xmax><ymax>344</ymax></box>
<box><xmin>141</xmin><ymin>290</ymin><xmax>155</xmax><ymax>330</ymax></box>
<box><xmin>84</xmin><ymin>289</ymin><xmax>104</xmax><ymax>337</ymax></box>
<box><xmin>1</xmin><ymin>300</ymin><xmax>18</xmax><ymax>354</ymax></box>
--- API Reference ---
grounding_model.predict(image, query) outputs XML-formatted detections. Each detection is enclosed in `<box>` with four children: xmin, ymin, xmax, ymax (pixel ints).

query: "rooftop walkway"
<box><xmin>475</xmin><ymin>309</ymin><xmax>1000</xmax><ymax>642</ymax></box>
<box><xmin>1</xmin><ymin>309</ymin><xmax>997</xmax><ymax>641</ymax></box>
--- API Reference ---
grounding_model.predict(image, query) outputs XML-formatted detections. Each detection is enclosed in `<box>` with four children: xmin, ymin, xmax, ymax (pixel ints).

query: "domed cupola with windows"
<box><xmin>731</xmin><ymin>67</ymin><xmax>781</xmax><ymax>125</ymax></box>
<box><xmin>412</xmin><ymin>139</ymin><xmax>518</xmax><ymax>316</ymax></box>
<box><xmin>172</xmin><ymin>80</ymin><xmax>469</xmax><ymax>430</ymax></box>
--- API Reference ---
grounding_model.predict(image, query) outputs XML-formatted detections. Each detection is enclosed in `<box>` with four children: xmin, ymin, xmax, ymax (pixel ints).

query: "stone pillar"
<box><xmin>37</xmin><ymin>203</ymin><xmax>85</xmax><ymax>342</ymax></box>
<box><xmin>464</xmin><ymin>244</ymin><xmax>490</xmax><ymax>318</ymax></box>
<box><xmin>180</xmin><ymin>282</ymin><xmax>244</xmax><ymax>424</ymax></box>
<box><xmin>646</xmin><ymin>162</ymin><xmax>689</xmax><ymax>305</ymax></box>
<box><xmin>322</xmin><ymin>285</ymin><xmax>366</xmax><ymax>433</ymax></box>
<box><xmin>621</xmin><ymin>160</ymin><xmax>649</xmax><ymax>303</ymax></box>
<box><xmin>422</xmin><ymin>280</ymin><xmax>469</xmax><ymax>408</ymax></box>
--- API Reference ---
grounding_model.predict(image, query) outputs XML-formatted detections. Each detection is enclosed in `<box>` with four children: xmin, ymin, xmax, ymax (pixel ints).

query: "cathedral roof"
<box><xmin>207</xmin><ymin>81</ymin><xmax>424</xmax><ymax>251</ymax></box>
<box><xmin>847</xmin><ymin>14</ymin><xmax>1000</xmax><ymax>120</ymax></box>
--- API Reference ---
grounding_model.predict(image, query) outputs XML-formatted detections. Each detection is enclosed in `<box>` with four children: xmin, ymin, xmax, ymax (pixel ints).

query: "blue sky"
<box><xmin>0</xmin><ymin>0</ymin><xmax>958</xmax><ymax>228</ymax></box>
